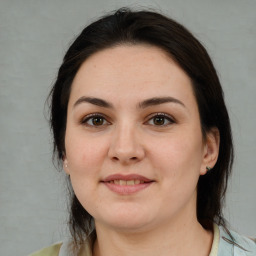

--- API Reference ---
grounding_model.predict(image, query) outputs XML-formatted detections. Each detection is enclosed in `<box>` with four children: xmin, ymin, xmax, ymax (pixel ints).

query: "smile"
<box><xmin>108</xmin><ymin>180</ymin><xmax>146</xmax><ymax>185</ymax></box>
<box><xmin>102</xmin><ymin>174</ymin><xmax>154</xmax><ymax>195</ymax></box>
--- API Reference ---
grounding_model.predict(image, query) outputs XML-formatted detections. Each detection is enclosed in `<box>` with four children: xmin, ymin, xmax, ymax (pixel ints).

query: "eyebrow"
<box><xmin>73</xmin><ymin>96</ymin><xmax>185</xmax><ymax>109</ymax></box>
<box><xmin>73</xmin><ymin>96</ymin><xmax>113</xmax><ymax>109</ymax></box>
<box><xmin>139</xmin><ymin>97</ymin><xmax>186</xmax><ymax>109</ymax></box>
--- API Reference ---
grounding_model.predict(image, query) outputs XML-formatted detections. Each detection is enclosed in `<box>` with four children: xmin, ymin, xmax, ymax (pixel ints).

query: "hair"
<box><xmin>49</xmin><ymin>8</ymin><xmax>233</xmax><ymax>246</ymax></box>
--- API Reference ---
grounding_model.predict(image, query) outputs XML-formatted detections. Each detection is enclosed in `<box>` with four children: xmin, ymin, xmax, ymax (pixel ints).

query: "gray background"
<box><xmin>0</xmin><ymin>0</ymin><xmax>255</xmax><ymax>255</ymax></box>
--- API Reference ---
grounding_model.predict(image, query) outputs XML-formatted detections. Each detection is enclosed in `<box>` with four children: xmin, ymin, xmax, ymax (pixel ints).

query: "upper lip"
<box><xmin>102</xmin><ymin>174</ymin><xmax>153</xmax><ymax>182</ymax></box>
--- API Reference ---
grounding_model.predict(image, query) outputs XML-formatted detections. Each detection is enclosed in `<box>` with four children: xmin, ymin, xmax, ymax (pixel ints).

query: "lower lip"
<box><xmin>102</xmin><ymin>182</ymin><xmax>153</xmax><ymax>195</ymax></box>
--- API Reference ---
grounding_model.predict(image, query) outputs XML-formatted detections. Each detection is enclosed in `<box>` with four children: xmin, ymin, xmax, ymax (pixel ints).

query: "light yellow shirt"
<box><xmin>29</xmin><ymin>224</ymin><xmax>220</xmax><ymax>256</ymax></box>
<box><xmin>209</xmin><ymin>223</ymin><xmax>220</xmax><ymax>256</ymax></box>
<box><xmin>28</xmin><ymin>243</ymin><xmax>61</xmax><ymax>256</ymax></box>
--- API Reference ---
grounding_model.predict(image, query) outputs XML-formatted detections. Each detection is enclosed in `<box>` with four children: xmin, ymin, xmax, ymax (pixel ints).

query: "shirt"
<box><xmin>29</xmin><ymin>224</ymin><xmax>256</xmax><ymax>256</ymax></box>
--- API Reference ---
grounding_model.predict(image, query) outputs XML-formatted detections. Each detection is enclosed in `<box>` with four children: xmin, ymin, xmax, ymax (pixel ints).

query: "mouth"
<box><xmin>101</xmin><ymin>174</ymin><xmax>154</xmax><ymax>195</ymax></box>
<box><xmin>107</xmin><ymin>179</ymin><xmax>148</xmax><ymax>185</ymax></box>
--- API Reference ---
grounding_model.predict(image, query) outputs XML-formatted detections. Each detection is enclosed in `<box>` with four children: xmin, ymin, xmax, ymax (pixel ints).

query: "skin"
<box><xmin>64</xmin><ymin>45</ymin><xmax>219</xmax><ymax>256</ymax></box>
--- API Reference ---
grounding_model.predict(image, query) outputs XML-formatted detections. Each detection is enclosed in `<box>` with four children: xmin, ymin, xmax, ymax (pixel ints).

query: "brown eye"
<box><xmin>147</xmin><ymin>113</ymin><xmax>174</xmax><ymax>126</ymax></box>
<box><xmin>153</xmin><ymin>116</ymin><xmax>165</xmax><ymax>125</ymax></box>
<box><xmin>81</xmin><ymin>114</ymin><xmax>109</xmax><ymax>127</ymax></box>
<box><xmin>92</xmin><ymin>117</ymin><xmax>104</xmax><ymax>126</ymax></box>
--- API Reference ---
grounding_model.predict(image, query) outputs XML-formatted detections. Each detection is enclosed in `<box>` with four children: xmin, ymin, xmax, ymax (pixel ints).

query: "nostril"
<box><xmin>111</xmin><ymin>156</ymin><xmax>138</xmax><ymax>162</ymax></box>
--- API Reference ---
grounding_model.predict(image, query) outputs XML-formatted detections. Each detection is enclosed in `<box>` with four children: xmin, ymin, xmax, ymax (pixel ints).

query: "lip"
<box><xmin>102</xmin><ymin>174</ymin><xmax>153</xmax><ymax>182</ymax></box>
<box><xmin>101</xmin><ymin>174</ymin><xmax>154</xmax><ymax>195</ymax></box>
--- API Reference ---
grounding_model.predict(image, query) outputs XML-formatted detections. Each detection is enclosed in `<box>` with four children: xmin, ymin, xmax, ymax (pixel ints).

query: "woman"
<box><xmin>30</xmin><ymin>8</ymin><xmax>256</xmax><ymax>256</ymax></box>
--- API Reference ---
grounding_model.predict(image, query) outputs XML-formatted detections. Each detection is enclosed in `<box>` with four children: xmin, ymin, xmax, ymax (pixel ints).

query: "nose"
<box><xmin>108</xmin><ymin>123</ymin><xmax>145</xmax><ymax>165</ymax></box>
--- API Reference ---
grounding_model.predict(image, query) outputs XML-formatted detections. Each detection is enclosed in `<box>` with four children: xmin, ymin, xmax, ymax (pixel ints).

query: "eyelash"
<box><xmin>146</xmin><ymin>113</ymin><xmax>175</xmax><ymax>126</ymax></box>
<box><xmin>80</xmin><ymin>112</ymin><xmax>175</xmax><ymax>127</ymax></box>
<box><xmin>80</xmin><ymin>113</ymin><xmax>110</xmax><ymax>127</ymax></box>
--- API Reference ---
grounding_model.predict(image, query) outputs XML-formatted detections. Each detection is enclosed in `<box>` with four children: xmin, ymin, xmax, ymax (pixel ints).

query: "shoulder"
<box><xmin>28</xmin><ymin>238</ymin><xmax>93</xmax><ymax>256</ymax></box>
<box><xmin>218</xmin><ymin>225</ymin><xmax>256</xmax><ymax>256</ymax></box>
<box><xmin>28</xmin><ymin>243</ymin><xmax>62</xmax><ymax>256</ymax></box>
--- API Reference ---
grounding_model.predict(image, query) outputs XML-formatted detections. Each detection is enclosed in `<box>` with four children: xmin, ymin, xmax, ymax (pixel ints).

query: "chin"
<box><xmin>104</xmin><ymin>219</ymin><xmax>151</xmax><ymax>233</ymax></box>
<box><xmin>95</xmin><ymin>207</ymin><xmax>154</xmax><ymax>232</ymax></box>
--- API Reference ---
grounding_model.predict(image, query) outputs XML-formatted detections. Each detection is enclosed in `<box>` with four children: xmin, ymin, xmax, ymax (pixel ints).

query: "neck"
<box><xmin>93</xmin><ymin>214</ymin><xmax>213</xmax><ymax>256</ymax></box>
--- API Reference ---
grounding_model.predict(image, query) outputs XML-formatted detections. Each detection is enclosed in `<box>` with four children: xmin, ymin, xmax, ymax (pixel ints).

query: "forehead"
<box><xmin>69</xmin><ymin>44</ymin><xmax>195</xmax><ymax>106</ymax></box>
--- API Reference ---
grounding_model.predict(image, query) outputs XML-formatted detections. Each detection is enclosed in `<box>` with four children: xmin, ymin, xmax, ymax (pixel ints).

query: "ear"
<box><xmin>200</xmin><ymin>127</ymin><xmax>220</xmax><ymax>175</ymax></box>
<box><xmin>62</xmin><ymin>156</ymin><xmax>70</xmax><ymax>175</ymax></box>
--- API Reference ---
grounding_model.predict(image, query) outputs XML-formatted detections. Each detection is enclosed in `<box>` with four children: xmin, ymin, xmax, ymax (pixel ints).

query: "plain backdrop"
<box><xmin>0</xmin><ymin>0</ymin><xmax>255</xmax><ymax>255</ymax></box>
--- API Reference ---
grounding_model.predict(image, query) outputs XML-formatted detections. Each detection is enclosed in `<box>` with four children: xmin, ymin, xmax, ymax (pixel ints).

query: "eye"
<box><xmin>146</xmin><ymin>113</ymin><xmax>175</xmax><ymax>126</ymax></box>
<box><xmin>81</xmin><ymin>114</ymin><xmax>109</xmax><ymax>127</ymax></box>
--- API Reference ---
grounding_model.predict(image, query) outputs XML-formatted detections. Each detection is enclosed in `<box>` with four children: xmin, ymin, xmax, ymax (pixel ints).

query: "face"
<box><xmin>64</xmin><ymin>45</ymin><xmax>218</xmax><ymax>232</ymax></box>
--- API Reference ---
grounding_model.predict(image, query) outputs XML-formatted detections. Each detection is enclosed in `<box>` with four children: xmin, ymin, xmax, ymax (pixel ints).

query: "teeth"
<box><xmin>111</xmin><ymin>179</ymin><xmax>144</xmax><ymax>185</ymax></box>
<box><xmin>120</xmin><ymin>180</ymin><xmax>126</xmax><ymax>185</ymax></box>
<box><xmin>127</xmin><ymin>180</ymin><xmax>135</xmax><ymax>185</ymax></box>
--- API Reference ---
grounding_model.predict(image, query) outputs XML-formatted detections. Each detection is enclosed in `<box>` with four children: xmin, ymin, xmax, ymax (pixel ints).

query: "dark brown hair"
<box><xmin>49</xmin><ymin>8</ymin><xmax>233</xmax><ymax>245</ymax></box>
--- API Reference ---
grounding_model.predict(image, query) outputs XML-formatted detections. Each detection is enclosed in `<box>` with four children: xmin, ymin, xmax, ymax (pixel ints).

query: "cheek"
<box><xmin>65</xmin><ymin>131</ymin><xmax>109</xmax><ymax>177</ymax></box>
<box><xmin>65</xmin><ymin>135</ymin><xmax>107</xmax><ymax>211</ymax></box>
<box><xmin>149</xmin><ymin>129</ymin><xmax>204</xmax><ymax>188</ymax></box>
<box><xmin>151</xmin><ymin>134</ymin><xmax>203</xmax><ymax>169</ymax></box>
<box><xmin>151</xmin><ymin>136</ymin><xmax>202</xmax><ymax>211</ymax></box>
